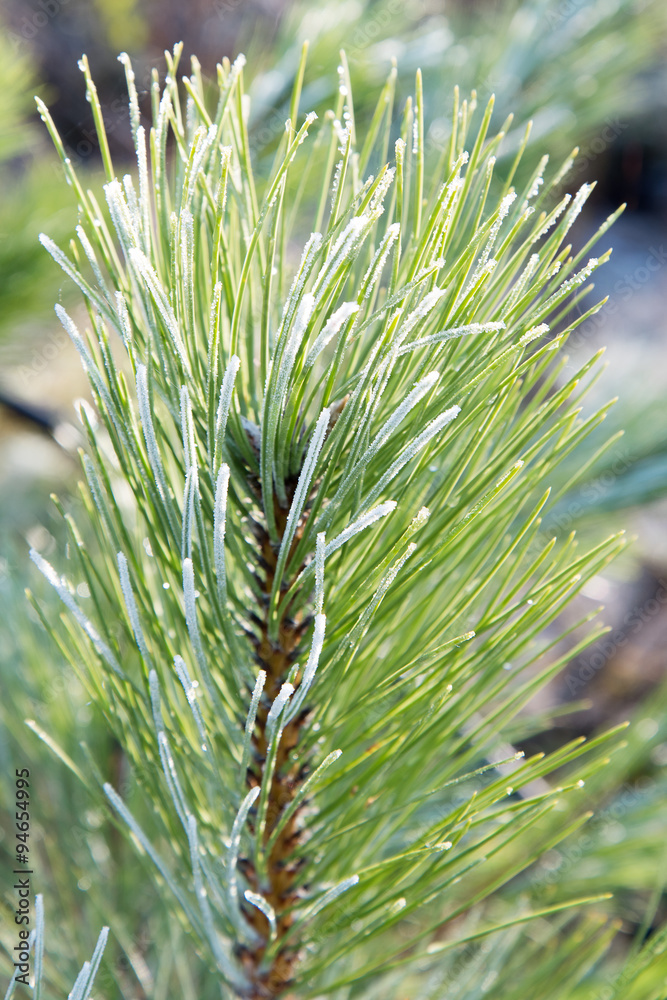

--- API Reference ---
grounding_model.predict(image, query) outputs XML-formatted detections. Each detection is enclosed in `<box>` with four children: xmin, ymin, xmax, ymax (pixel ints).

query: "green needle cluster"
<box><xmin>25</xmin><ymin>42</ymin><xmax>643</xmax><ymax>999</ymax></box>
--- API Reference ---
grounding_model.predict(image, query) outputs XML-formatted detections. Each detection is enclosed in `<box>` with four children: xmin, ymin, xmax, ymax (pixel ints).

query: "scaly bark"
<box><xmin>236</xmin><ymin>471</ymin><xmax>315</xmax><ymax>998</ymax></box>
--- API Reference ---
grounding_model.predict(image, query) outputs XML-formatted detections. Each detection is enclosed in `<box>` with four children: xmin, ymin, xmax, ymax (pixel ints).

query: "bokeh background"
<box><xmin>1</xmin><ymin>0</ymin><xmax>667</xmax><ymax>994</ymax></box>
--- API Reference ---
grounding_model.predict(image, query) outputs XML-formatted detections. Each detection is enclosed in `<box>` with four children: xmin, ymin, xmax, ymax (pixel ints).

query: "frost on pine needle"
<box><xmin>360</xmin><ymin>222</ymin><xmax>400</xmax><ymax>298</ymax></box>
<box><xmin>397</xmin><ymin>320</ymin><xmax>506</xmax><ymax>355</ymax></box>
<box><xmin>135</xmin><ymin>363</ymin><xmax>173</xmax><ymax>511</ymax></box>
<box><xmin>129</xmin><ymin>247</ymin><xmax>191</xmax><ymax>372</ymax></box>
<box><xmin>213</xmin><ymin>463</ymin><xmax>231</xmax><ymax>602</ymax></box>
<box><xmin>324</xmin><ymin>500</ymin><xmax>397</xmax><ymax>557</ymax></box>
<box><xmin>29</xmin><ymin>45</ymin><xmax>629</xmax><ymax>1000</ymax></box>
<box><xmin>182</xmin><ymin>556</ymin><xmax>214</xmax><ymax>701</ymax></box>
<box><xmin>214</xmin><ymin>354</ymin><xmax>241</xmax><ymax>466</ymax></box>
<box><xmin>180</xmin><ymin>385</ymin><xmax>197</xmax><ymax>473</ymax></box>
<box><xmin>304</xmin><ymin>300</ymin><xmax>359</xmax><ymax>367</ymax></box>
<box><xmin>396</xmin><ymin>289</ymin><xmax>447</xmax><ymax>346</ymax></box>
<box><xmin>117</xmin><ymin>551</ymin><xmax>150</xmax><ymax>663</ymax></box>
<box><xmin>30</xmin><ymin>549</ymin><xmax>124</xmax><ymax>677</ymax></box>
<box><xmin>157</xmin><ymin>728</ymin><xmax>190</xmax><ymax>828</ymax></box>
<box><xmin>265</xmin><ymin>681</ymin><xmax>295</xmax><ymax>744</ymax></box>
<box><xmin>227</xmin><ymin>786</ymin><xmax>261</xmax><ymax>929</ymax></box>
<box><xmin>240</xmin><ymin>669</ymin><xmax>266</xmax><ymax>780</ymax></box>
<box><xmin>314</xmin><ymin>531</ymin><xmax>326</xmax><ymax>615</ymax></box>
<box><xmin>285</xmin><ymin>613</ymin><xmax>326</xmax><ymax>722</ymax></box>
<box><xmin>114</xmin><ymin>290</ymin><xmax>133</xmax><ymax>348</ymax></box>
<box><xmin>174</xmin><ymin>655</ymin><xmax>209</xmax><ymax>752</ymax></box>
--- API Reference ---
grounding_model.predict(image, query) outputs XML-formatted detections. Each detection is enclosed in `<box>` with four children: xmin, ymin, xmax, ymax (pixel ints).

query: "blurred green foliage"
<box><xmin>249</xmin><ymin>0</ymin><xmax>667</xmax><ymax>178</ymax></box>
<box><xmin>0</xmin><ymin>33</ymin><xmax>36</xmax><ymax>163</ymax></box>
<box><xmin>0</xmin><ymin>24</ymin><xmax>79</xmax><ymax>342</ymax></box>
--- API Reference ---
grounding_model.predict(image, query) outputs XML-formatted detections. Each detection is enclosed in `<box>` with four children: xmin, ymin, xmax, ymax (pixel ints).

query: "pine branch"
<box><xmin>28</xmin><ymin>44</ymin><xmax>630</xmax><ymax>998</ymax></box>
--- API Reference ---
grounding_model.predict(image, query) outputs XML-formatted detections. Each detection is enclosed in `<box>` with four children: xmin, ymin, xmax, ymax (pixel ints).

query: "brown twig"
<box><xmin>235</xmin><ymin>475</ymin><xmax>314</xmax><ymax>998</ymax></box>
